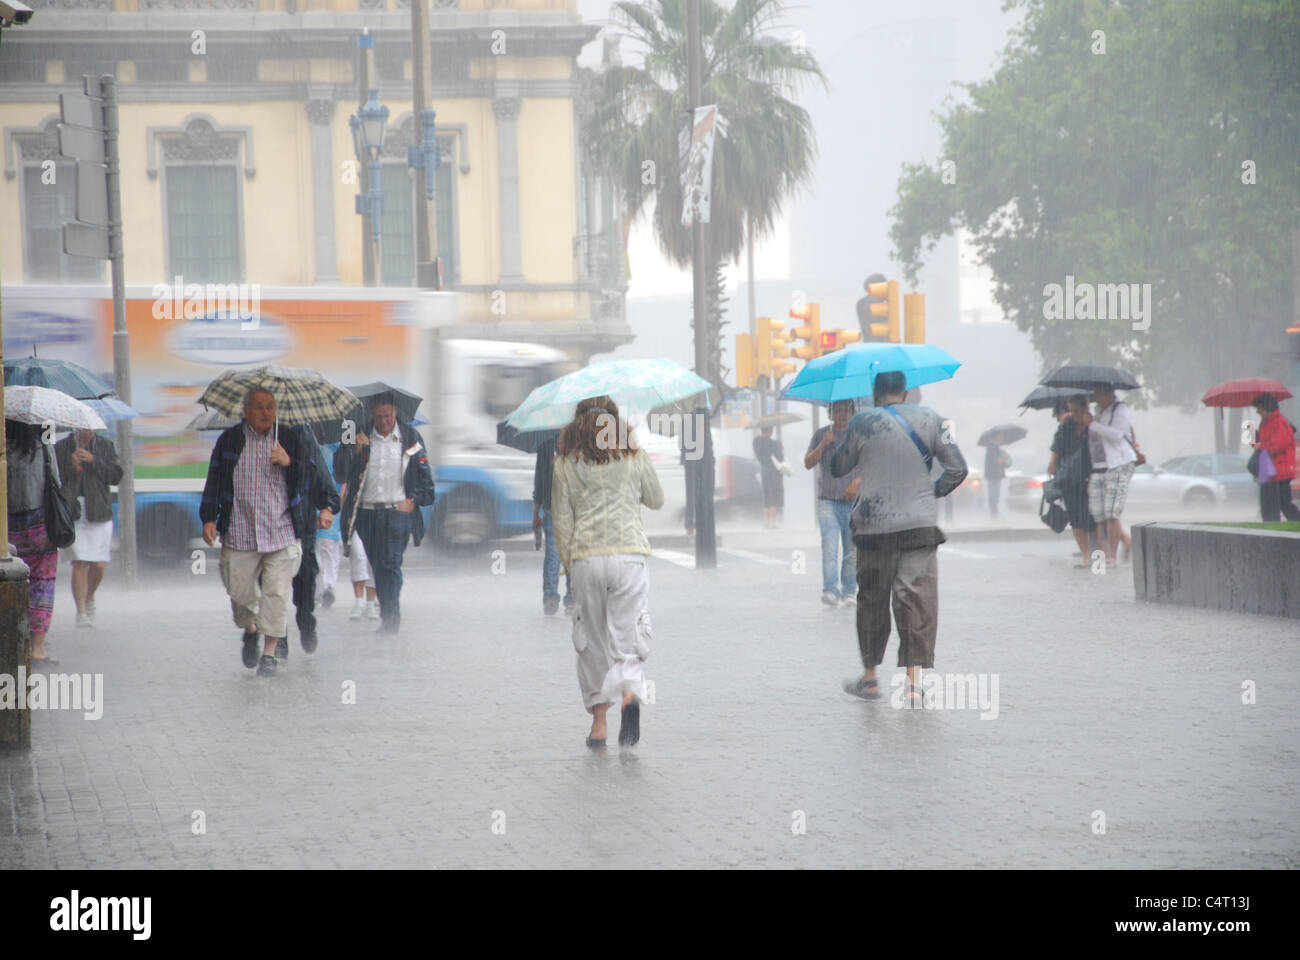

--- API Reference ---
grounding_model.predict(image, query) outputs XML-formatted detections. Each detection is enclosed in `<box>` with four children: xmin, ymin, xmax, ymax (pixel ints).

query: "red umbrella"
<box><xmin>1201</xmin><ymin>378</ymin><xmax>1293</xmax><ymax>408</ymax></box>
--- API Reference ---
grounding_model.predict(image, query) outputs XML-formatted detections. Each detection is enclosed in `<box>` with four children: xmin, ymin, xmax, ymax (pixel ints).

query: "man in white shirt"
<box><xmin>339</xmin><ymin>399</ymin><xmax>436</xmax><ymax>633</ymax></box>
<box><xmin>1087</xmin><ymin>386</ymin><xmax>1138</xmax><ymax>567</ymax></box>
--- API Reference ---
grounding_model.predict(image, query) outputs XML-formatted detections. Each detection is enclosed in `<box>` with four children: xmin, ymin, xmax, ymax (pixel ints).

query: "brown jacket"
<box><xmin>55</xmin><ymin>434</ymin><xmax>123</xmax><ymax>523</ymax></box>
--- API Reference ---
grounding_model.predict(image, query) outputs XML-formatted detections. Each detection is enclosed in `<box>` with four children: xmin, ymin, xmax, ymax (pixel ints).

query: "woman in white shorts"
<box><xmin>55</xmin><ymin>429</ymin><xmax>123</xmax><ymax>628</ymax></box>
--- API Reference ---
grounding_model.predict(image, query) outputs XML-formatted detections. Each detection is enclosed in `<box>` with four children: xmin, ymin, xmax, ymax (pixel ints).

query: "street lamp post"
<box><xmin>350</xmin><ymin>89</ymin><xmax>389</xmax><ymax>284</ymax></box>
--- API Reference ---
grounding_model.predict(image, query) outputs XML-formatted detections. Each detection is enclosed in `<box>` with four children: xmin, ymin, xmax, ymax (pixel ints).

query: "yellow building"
<box><xmin>0</xmin><ymin>0</ymin><xmax>630</xmax><ymax>355</ymax></box>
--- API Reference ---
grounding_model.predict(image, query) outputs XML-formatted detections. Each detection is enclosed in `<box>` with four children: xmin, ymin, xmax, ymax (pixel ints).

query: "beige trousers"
<box><xmin>219</xmin><ymin>542</ymin><xmax>303</xmax><ymax>639</ymax></box>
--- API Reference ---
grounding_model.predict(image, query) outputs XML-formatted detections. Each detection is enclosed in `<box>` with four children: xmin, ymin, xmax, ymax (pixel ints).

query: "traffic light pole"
<box><xmin>686</xmin><ymin>0</ymin><xmax>716</xmax><ymax>569</ymax></box>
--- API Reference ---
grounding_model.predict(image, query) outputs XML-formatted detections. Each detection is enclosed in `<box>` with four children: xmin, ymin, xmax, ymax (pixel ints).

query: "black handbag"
<box><xmin>1247</xmin><ymin>448</ymin><xmax>1261</xmax><ymax>478</ymax></box>
<box><xmin>1039</xmin><ymin>491</ymin><xmax>1068</xmax><ymax>534</ymax></box>
<box><xmin>42</xmin><ymin>444</ymin><xmax>78</xmax><ymax>549</ymax></box>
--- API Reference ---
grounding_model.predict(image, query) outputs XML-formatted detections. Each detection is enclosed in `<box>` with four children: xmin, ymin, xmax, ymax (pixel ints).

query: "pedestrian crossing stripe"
<box><xmin>650</xmin><ymin>549</ymin><xmax>696</xmax><ymax>568</ymax></box>
<box><xmin>938</xmin><ymin>546</ymin><xmax>994</xmax><ymax>560</ymax></box>
<box><xmin>718</xmin><ymin>547</ymin><xmax>786</xmax><ymax>566</ymax></box>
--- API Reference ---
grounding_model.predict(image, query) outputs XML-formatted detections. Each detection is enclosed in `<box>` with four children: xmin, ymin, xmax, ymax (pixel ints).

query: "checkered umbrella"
<box><xmin>197</xmin><ymin>365</ymin><xmax>359</xmax><ymax>433</ymax></box>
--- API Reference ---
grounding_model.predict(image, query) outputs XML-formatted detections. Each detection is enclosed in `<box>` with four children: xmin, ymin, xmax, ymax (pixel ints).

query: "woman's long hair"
<box><xmin>5</xmin><ymin>419</ymin><xmax>41</xmax><ymax>458</ymax></box>
<box><xmin>557</xmin><ymin>395</ymin><xmax>637</xmax><ymax>465</ymax></box>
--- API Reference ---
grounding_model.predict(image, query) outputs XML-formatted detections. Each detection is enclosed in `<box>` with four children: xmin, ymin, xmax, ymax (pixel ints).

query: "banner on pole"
<box><xmin>679</xmin><ymin>104</ymin><xmax>724</xmax><ymax>227</ymax></box>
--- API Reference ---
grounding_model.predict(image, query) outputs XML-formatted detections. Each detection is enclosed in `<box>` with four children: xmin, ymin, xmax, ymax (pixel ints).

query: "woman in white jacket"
<box><xmin>552</xmin><ymin>396</ymin><xmax>664</xmax><ymax>749</ymax></box>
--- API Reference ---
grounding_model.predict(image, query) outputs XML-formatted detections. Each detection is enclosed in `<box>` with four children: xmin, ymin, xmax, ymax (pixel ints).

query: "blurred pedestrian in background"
<box><xmin>6</xmin><ymin>419</ymin><xmax>59</xmax><ymax>664</ymax></box>
<box><xmin>339</xmin><ymin>398</ymin><xmax>435</xmax><ymax>635</ymax></box>
<box><xmin>55</xmin><ymin>427</ymin><xmax>122</xmax><ymax>628</ymax></box>
<box><xmin>553</xmin><ymin>396</ymin><xmax>663</xmax><ymax>749</ymax></box>
<box><xmin>1251</xmin><ymin>393</ymin><xmax>1299</xmax><ymax>521</ymax></box>
<box><xmin>1049</xmin><ymin>396</ymin><xmax>1097</xmax><ymax>565</ymax></box>
<box><xmin>753</xmin><ymin>425</ymin><xmax>787</xmax><ymax>529</ymax></box>
<box><xmin>805</xmin><ymin>399</ymin><xmax>860</xmax><ymax>607</ymax></box>
<box><xmin>831</xmin><ymin>371</ymin><xmax>967</xmax><ymax>706</ymax></box>
<box><xmin>286</xmin><ymin>425</ymin><xmax>339</xmax><ymax>657</ymax></box>
<box><xmin>533</xmin><ymin>434</ymin><xmax>572</xmax><ymax>616</ymax></box>
<box><xmin>983</xmin><ymin>441</ymin><xmax>1010</xmax><ymax>517</ymax></box>
<box><xmin>1087</xmin><ymin>386</ymin><xmax>1138</xmax><ymax>567</ymax></box>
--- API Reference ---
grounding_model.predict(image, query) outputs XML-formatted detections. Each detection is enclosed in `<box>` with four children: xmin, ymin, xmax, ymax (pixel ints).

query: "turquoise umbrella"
<box><xmin>781</xmin><ymin>342</ymin><xmax>961</xmax><ymax>406</ymax></box>
<box><xmin>505</xmin><ymin>358</ymin><xmax>712</xmax><ymax>432</ymax></box>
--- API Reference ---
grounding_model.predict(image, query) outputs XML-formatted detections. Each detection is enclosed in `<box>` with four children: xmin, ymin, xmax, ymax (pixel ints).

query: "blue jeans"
<box><xmin>541</xmin><ymin>507</ymin><xmax>572</xmax><ymax>605</ymax></box>
<box><xmin>354</xmin><ymin>507</ymin><xmax>410</xmax><ymax>631</ymax></box>
<box><xmin>817</xmin><ymin>498</ymin><xmax>855</xmax><ymax>597</ymax></box>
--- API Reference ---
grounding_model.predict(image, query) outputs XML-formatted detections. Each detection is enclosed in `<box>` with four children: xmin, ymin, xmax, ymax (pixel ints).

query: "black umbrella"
<box><xmin>1040</xmin><ymin>364</ymin><xmax>1140</xmax><ymax>390</ymax></box>
<box><xmin>496</xmin><ymin>420</ymin><xmax>560</xmax><ymax>454</ymax></box>
<box><xmin>978</xmin><ymin>424</ymin><xmax>1028</xmax><ymax>447</ymax></box>
<box><xmin>348</xmin><ymin>382</ymin><xmax>423</xmax><ymax>425</ymax></box>
<box><xmin>1019</xmin><ymin>385</ymin><xmax>1089</xmax><ymax>410</ymax></box>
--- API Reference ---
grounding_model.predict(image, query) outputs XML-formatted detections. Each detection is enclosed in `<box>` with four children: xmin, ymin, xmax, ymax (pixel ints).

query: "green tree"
<box><xmin>890</xmin><ymin>0</ymin><xmax>1300</xmax><ymax>407</ymax></box>
<box><xmin>582</xmin><ymin>0</ymin><xmax>825</xmax><ymax>387</ymax></box>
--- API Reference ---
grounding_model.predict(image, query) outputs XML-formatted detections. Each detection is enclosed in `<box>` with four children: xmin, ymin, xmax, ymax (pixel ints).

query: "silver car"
<box><xmin>1004</xmin><ymin>463</ymin><xmax>1228</xmax><ymax>513</ymax></box>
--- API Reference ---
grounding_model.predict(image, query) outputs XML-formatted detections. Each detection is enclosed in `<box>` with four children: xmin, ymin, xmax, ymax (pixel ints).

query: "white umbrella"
<box><xmin>4</xmin><ymin>385</ymin><xmax>108</xmax><ymax>431</ymax></box>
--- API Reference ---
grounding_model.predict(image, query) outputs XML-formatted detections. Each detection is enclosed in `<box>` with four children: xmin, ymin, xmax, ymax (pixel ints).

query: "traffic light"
<box><xmin>857</xmin><ymin>274</ymin><xmax>899</xmax><ymax>342</ymax></box>
<box><xmin>790</xmin><ymin>303</ymin><xmax>821</xmax><ymax>360</ymax></box>
<box><xmin>756</xmin><ymin>316</ymin><xmax>795</xmax><ymax>379</ymax></box>
<box><xmin>819</xmin><ymin>328</ymin><xmax>862</xmax><ymax>354</ymax></box>
<box><xmin>735</xmin><ymin>332</ymin><xmax>757</xmax><ymax>388</ymax></box>
<box><xmin>903</xmin><ymin>292</ymin><xmax>926</xmax><ymax>344</ymax></box>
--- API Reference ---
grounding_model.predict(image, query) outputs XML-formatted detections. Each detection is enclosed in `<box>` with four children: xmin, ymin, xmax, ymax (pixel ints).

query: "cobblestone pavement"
<box><xmin>2</xmin><ymin>530</ymin><xmax>1296</xmax><ymax>869</ymax></box>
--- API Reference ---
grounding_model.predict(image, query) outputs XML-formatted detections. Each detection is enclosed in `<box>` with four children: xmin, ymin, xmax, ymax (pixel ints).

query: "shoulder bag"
<box><xmin>42</xmin><ymin>443</ymin><xmax>78</xmax><ymax>549</ymax></box>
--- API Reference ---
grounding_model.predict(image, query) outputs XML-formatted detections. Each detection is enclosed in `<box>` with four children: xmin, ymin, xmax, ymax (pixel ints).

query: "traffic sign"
<box><xmin>75</xmin><ymin>160</ymin><xmax>110</xmax><ymax>226</ymax></box>
<box><xmin>58</xmin><ymin>124</ymin><xmax>104</xmax><ymax>163</ymax></box>
<box><xmin>59</xmin><ymin>93</ymin><xmax>103</xmax><ymax>131</ymax></box>
<box><xmin>63</xmin><ymin>221</ymin><xmax>110</xmax><ymax>259</ymax></box>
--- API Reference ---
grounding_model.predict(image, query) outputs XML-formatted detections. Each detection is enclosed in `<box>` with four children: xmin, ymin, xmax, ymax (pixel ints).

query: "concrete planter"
<box><xmin>1132</xmin><ymin>522</ymin><xmax>1300</xmax><ymax>619</ymax></box>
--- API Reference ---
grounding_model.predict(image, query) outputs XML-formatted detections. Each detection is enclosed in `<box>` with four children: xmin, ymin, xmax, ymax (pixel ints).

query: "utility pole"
<box><xmin>686</xmin><ymin>0</ymin><xmax>716</xmax><ymax>568</ymax></box>
<box><xmin>410</xmin><ymin>0</ymin><xmax>439</xmax><ymax>290</ymax></box>
<box><xmin>359</xmin><ymin>29</ymin><xmax>375</xmax><ymax>286</ymax></box>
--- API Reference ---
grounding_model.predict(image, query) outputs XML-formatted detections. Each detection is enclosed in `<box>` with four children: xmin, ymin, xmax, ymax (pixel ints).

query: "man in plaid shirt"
<box><xmin>201</xmin><ymin>387</ymin><xmax>330</xmax><ymax>675</ymax></box>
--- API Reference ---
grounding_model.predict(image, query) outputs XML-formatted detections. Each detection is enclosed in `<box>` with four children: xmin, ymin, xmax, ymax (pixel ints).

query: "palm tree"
<box><xmin>582</xmin><ymin>0</ymin><xmax>825</xmax><ymax>387</ymax></box>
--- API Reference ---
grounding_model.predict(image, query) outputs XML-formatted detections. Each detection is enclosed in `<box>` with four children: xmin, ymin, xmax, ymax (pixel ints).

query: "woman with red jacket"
<box><xmin>1252</xmin><ymin>393</ymin><xmax>1300</xmax><ymax>522</ymax></box>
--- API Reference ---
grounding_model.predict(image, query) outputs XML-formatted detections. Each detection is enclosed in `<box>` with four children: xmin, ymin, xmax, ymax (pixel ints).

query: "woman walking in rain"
<box><xmin>552</xmin><ymin>396</ymin><xmax>664</xmax><ymax>749</ymax></box>
<box><xmin>5</xmin><ymin>420</ymin><xmax>60</xmax><ymax>664</ymax></box>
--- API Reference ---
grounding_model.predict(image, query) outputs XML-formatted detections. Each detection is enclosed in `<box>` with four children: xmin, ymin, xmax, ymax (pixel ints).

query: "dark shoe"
<box><xmin>241</xmin><ymin>629</ymin><xmax>260</xmax><ymax>669</ymax></box>
<box><xmin>275</xmin><ymin>636</ymin><xmax>288</xmax><ymax>659</ymax></box>
<box><xmin>543</xmin><ymin>596</ymin><xmax>560</xmax><ymax>616</ymax></box>
<box><xmin>843</xmin><ymin>677</ymin><xmax>881</xmax><ymax>700</ymax></box>
<box><xmin>300</xmin><ymin>629</ymin><xmax>318</xmax><ymax>654</ymax></box>
<box><xmin>321</xmin><ymin>588</ymin><xmax>335</xmax><ymax>610</ymax></box>
<box><xmin>256</xmin><ymin>654</ymin><xmax>277</xmax><ymax>677</ymax></box>
<box><xmin>618</xmin><ymin>700</ymin><xmax>641</xmax><ymax>747</ymax></box>
<box><xmin>585</xmin><ymin>737</ymin><xmax>606</xmax><ymax>750</ymax></box>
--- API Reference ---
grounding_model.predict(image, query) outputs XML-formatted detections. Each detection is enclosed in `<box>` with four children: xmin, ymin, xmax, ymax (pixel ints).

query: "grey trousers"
<box><xmin>854</xmin><ymin>542</ymin><xmax>939</xmax><ymax>669</ymax></box>
<box><xmin>569</xmin><ymin>554</ymin><xmax>651</xmax><ymax>712</ymax></box>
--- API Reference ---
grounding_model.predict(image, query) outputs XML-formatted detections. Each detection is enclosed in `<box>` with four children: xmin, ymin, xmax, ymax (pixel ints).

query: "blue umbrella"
<box><xmin>3</xmin><ymin>356</ymin><xmax>115</xmax><ymax>400</ymax></box>
<box><xmin>781</xmin><ymin>343</ymin><xmax>961</xmax><ymax>406</ymax></box>
<box><xmin>84</xmin><ymin>397</ymin><xmax>140</xmax><ymax>423</ymax></box>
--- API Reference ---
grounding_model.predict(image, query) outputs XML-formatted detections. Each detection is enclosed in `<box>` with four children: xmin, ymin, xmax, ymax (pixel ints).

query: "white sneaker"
<box><xmin>840</xmin><ymin>594</ymin><xmax>857</xmax><ymax>608</ymax></box>
<box><xmin>365</xmin><ymin>602</ymin><xmax>380</xmax><ymax>621</ymax></box>
<box><xmin>349</xmin><ymin>601</ymin><xmax>365</xmax><ymax>621</ymax></box>
<box><xmin>76</xmin><ymin>613</ymin><xmax>92</xmax><ymax>628</ymax></box>
<box><xmin>821</xmin><ymin>591</ymin><xmax>839</xmax><ymax>607</ymax></box>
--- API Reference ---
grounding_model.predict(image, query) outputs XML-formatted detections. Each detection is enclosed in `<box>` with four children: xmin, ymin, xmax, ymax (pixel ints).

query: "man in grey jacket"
<box><xmin>829</xmin><ymin>371</ymin><xmax>967</xmax><ymax>706</ymax></box>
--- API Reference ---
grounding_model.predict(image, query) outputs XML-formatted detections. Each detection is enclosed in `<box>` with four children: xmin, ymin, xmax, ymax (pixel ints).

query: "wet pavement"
<box><xmin>2</xmin><ymin>529</ymin><xmax>1296</xmax><ymax>869</ymax></box>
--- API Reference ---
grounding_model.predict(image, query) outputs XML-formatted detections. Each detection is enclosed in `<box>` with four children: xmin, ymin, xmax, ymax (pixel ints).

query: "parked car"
<box><xmin>1159</xmin><ymin>453</ymin><xmax>1256</xmax><ymax>507</ymax></box>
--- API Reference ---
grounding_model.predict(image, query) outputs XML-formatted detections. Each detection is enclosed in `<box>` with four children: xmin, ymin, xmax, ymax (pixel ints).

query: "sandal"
<box><xmin>843</xmin><ymin>677</ymin><xmax>881</xmax><ymax>700</ymax></box>
<box><xmin>905</xmin><ymin>683</ymin><xmax>924</xmax><ymax>708</ymax></box>
<box><xmin>585</xmin><ymin>737</ymin><xmax>606</xmax><ymax>750</ymax></box>
<box><xmin>31</xmin><ymin>654</ymin><xmax>60</xmax><ymax>667</ymax></box>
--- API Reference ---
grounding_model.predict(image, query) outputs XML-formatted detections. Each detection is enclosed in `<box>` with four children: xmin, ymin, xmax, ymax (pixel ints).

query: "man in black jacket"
<box><xmin>200</xmin><ymin>387</ymin><xmax>322</xmax><ymax>675</ymax></box>
<box><xmin>338</xmin><ymin>398</ymin><xmax>436</xmax><ymax>634</ymax></box>
<box><xmin>285</xmin><ymin>425</ymin><xmax>340</xmax><ymax>657</ymax></box>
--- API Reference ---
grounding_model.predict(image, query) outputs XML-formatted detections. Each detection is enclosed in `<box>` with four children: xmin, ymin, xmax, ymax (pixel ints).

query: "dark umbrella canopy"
<box><xmin>348</xmin><ymin>382</ymin><xmax>422</xmax><ymax>425</ymax></box>
<box><xmin>978</xmin><ymin>424</ymin><xmax>1029</xmax><ymax>447</ymax></box>
<box><xmin>4</xmin><ymin>356</ymin><xmax>114</xmax><ymax>400</ymax></box>
<box><xmin>1041</xmin><ymin>364</ymin><xmax>1140</xmax><ymax>390</ymax></box>
<box><xmin>1019</xmin><ymin>385</ymin><xmax>1089</xmax><ymax>410</ymax></box>
<box><xmin>496</xmin><ymin>421</ymin><xmax>560</xmax><ymax>454</ymax></box>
